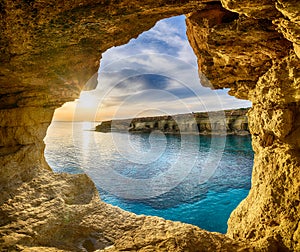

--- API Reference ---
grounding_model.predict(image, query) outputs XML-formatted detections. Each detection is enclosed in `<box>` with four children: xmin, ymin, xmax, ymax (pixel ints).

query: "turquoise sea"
<box><xmin>44</xmin><ymin>121</ymin><xmax>253</xmax><ymax>234</ymax></box>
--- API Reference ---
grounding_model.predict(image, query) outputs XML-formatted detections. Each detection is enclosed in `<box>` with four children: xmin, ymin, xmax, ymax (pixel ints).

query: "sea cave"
<box><xmin>0</xmin><ymin>0</ymin><xmax>299</xmax><ymax>251</ymax></box>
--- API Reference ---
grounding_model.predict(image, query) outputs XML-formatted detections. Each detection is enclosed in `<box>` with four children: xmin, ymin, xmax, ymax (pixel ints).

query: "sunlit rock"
<box><xmin>0</xmin><ymin>0</ymin><xmax>299</xmax><ymax>251</ymax></box>
<box><xmin>95</xmin><ymin>109</ymin><xmax>249</xmax><ymax>135</ymax></box>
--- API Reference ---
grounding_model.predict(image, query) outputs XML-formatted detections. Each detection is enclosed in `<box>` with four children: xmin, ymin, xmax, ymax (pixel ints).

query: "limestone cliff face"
<box><xmin>227</xmin><ymin>53</ymin><xmax>300</xmax><ymax>251</ymax></box>
<box><xmin>0</xmin><ymin>0</ymin><xmax>203</xmax><ymax>201</ymax></box>
<box><xmin>186</xmin><ymin>1</ymin><xmax>300</xmax><ymax>251</ymax></box>
<box><xmin>0</xmin><ymin>0</ymin><xmax>299</xmax><ymax>251</ymax></box>
<box><xmin>0</xmin><ymin>1</ymin><xmax>252</xmax><ymax>251</ymax></box>
<box><xmin>186</xmin><ymin>2</ymin><xmax>291</xmax><ymax>98</ymax></box>
<box><xmin>95</xmin><ymin>109</ymin><xmax>249</xmax><ymax>135</ymax></box>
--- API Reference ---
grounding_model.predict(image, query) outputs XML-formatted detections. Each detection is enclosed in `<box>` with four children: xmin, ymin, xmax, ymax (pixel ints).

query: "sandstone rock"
<box><xmin>101</xmin><ymin>217</ymin><xmax>252</xmax><ymax>252</ymax></box>
<box><xmin>276</xmin><ymin>0</ymin><xmax>300</xmax><ymax>23</ymax></box>
<box><xmin>186</xmin><ymin>2</ymin><xmax>290</xmax><ymax>98</ymax></box>
<box><xmin>0</xmin><ymin>1</ymin><xmax>253</xmax><ymax>251</ymax></box>
<box><xmin>0</xmin><ymin>0</ymin><xmax>205</xmax><ymax>109</ymax></box>
<box><xmin>274</xmin><ymin>0</ymin><xmax>300</xmax><ymax>60</ymax></box>
<box><xmin>274</xmin><ymin>19</ymin><xmax>300</xmax><ymax>46</ymax></box>
<box><xmin>227</xmin><ymin>53</ymin><xmax>300</xmax><ymax>252</ymax></box>
<box><xmin>0</xmin><ymin>170</ymin><xmax>253</xmax><ymax>251</ymax></box>
<box><xmin>0</xmin><ymin>0</ymin><xmax>300</xmax><ymax>251</ymax></box>
<box><xmin>220</xmin><ymin>0</ymin><xmax>282</xmax><ymax>19</ymax></box>
<box><xmin>186</xmin><ymin>2</ymin><xmax>300</xmax><ymax>250</ymax></box>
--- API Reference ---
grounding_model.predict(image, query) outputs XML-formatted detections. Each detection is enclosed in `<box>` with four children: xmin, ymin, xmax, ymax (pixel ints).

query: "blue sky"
<box><xmin>54</xmin><ymin>15</ymin><xmax>251</xmax><ymax>121</ymax></box>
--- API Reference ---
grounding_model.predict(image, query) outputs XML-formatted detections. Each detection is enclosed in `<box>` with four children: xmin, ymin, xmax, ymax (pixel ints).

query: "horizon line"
<box><xmin>52</xmin><ymin>107</ymin><xmax>250</xmax><ymax>123</ymax></box>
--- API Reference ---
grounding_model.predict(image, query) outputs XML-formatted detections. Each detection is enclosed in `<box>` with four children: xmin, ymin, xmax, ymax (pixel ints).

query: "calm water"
<box><xmin>44</xmin><ymin>121</ymin><xmax>253</xmax><ymax>234</ymax></box>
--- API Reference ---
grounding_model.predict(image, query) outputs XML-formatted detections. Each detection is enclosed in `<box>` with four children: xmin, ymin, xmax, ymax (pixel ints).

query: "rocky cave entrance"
<box><xmin>44</xmin><ymin>14</ymin><xmax>254</xmax><ymax>235</ymax></box>
<box><xmin>1</xmin><ymin>0</ymin><xmax>300</xmax><ymax>250</ymax></box>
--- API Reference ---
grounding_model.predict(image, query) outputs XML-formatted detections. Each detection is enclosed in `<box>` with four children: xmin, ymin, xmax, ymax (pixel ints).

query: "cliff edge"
<box><xmin>95</xmin><ymin>109</ymin><xmax>249</xmax><ymax>135</ymax></box>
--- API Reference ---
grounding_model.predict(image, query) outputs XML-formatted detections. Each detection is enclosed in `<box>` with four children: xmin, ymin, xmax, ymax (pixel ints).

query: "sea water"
<box><xmin>44</xmin><ymin>121</ymin><xmax>253</xmax><ymax>234</ymax></box>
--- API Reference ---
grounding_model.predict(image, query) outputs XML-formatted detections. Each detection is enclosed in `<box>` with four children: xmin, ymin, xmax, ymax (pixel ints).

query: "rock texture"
<box><xmin>186</xmin><ymin>1</ymin><xmax>300</xmax><ymax>251</ymax></box>
<box><xmin>226</xmin><ymin>52</ymin><xmax>300</xmax><ymax>252</ymax></box>
<box><xmin>186</xmin><ymin>2</ymin><xmax>291</xmax><ymax>99</ymax></box>
<box><xmin>95</xmin><ymin>109</ymin><xmax>249</xmax><ymax>135</ymax></box>
<box><xmin>0</xmin><ymin>171</ymin><xmax>253</xmax><ymax>251</ymax></box>
<box><xmin>0</xmin><ymin>1</ymin><xmax>253</xmax><ymax>251</ymax></box>
<box><xmin>0</xmin><ymin>0</ymin><xmax>299</xmax><ymax>251</ymax></box>
<box><xmin>0</xmin><ymin>0</ymin><xmax>205</xmax><ymax>205</ymax></box>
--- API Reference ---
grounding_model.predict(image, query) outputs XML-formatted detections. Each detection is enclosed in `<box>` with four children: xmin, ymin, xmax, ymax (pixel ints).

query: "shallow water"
<box><xmin>45</xmin><ymin>121</ymin><xmax>253</xmax><ymax>233</ymax></box>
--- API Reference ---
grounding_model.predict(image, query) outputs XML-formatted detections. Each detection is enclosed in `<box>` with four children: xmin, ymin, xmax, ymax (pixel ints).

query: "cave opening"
<box><xmin>44</xmin><ymin>15</ymin><xmax>253</xmax><ymax>234</ymax></box>
<box><xmin>1</xmin><ymin>0</ymin><xmax>299</xmax><ymax>250</ymax></box>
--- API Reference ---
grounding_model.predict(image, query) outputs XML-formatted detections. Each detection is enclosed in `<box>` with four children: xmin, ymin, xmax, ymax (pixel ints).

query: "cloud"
<box><xmin>99</xmin><ymin>15</ymin><xmax>196</xmax><ymax>68</ymax></box>
<box><xmin>53</xmin><ymin>15</ymin><xmax>251</xmax><ymax>122</ymax></box>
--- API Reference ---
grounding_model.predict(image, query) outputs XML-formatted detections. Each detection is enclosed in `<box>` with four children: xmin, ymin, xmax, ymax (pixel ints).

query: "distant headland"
<box><xmin>95</xmin><ymin>108</ymin><xmax>250</xmax><ymax>135</ymax></box>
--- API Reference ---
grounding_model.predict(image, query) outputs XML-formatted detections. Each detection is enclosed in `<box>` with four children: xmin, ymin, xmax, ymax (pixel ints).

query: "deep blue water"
<box><xmin>44</xmin><ymin>121</ymin><xmax>253</xmax><ymax>234</ymax></box>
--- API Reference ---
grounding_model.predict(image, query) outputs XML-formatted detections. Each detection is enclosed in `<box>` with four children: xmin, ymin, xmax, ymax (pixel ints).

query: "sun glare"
<box><xmin>52</xmin><ymin>15</ymin><xmax>251</xmax><ymax>123</ymax></box>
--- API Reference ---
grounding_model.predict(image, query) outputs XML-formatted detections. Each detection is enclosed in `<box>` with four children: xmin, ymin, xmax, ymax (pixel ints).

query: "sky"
<box><xmin>53</xmin><ymin>15</ymin><xmax>251</xmax><ymax>122</ymax></box>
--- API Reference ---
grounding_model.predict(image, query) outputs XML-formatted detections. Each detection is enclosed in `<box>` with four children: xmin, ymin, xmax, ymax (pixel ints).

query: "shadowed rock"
<box><xmin>0</xmin><ymin>0</ymin><xmax>299</xmax><ymax>251</ymax></box>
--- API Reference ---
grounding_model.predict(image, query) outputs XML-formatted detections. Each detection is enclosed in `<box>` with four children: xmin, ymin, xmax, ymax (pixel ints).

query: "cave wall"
<box><xmin>0</xmin><ymin>0</ymin><xmax>299</xmax><ymax>251</ymax></box>
<box><xmin>0</xmin><ymin>0</ymin><xmax>205</xmax><ymax>201</ymax></box>
<box><xmin>228</xmin><ymin>52</ymin><xmax>300</xmax><ymax>251</ymax></box>
<box><xmin>0</xmin><ymin>1</ymin><xmax>252</xmax><ymax>251</ymax></box>
<box><xmin>186</xmin><ymin>1</ymin><xmax>300</xmax><ymax>250</ymax></box>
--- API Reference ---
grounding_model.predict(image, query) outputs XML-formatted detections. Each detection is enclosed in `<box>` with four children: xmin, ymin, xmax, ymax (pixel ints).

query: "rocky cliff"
<box><xmin>186</xmin><ymin>1</ymin><xmax>300</xmax><ymax>250</ymax></box>
<box><xmin>0</xmin><ymin>0</ymin><xmax>299</xmax><ymax>251</ymax></box>
<box><xmin>95</xmin><ymin>109</ymin><xmax>249</xmax><ymax>135</ymax></box>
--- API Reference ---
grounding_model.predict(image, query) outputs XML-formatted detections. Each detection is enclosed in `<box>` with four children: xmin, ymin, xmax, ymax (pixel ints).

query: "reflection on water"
<box><xmin>45</xmin><ymin>121</ymin><xmax>253</xmax><ymax>233</ymax></box>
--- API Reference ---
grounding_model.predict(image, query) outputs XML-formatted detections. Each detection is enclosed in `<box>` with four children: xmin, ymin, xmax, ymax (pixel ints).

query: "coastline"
<box><xmin>95</xmin><ymin>108</ymin><xmax>250</xmax><ymax>135</ymax></box>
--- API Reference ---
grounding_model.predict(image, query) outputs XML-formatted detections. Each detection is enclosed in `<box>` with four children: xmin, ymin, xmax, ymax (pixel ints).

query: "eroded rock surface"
<box><xmin>95</xmin><ymin>109</ymin><xmax>249</xmax><ymax>135</ymax></box>
<box><xmin>227</xmin><ymin>52</ymin><xmax>300</xmax><ymax>252</ymax></box>
<box><xmin>0</xmin><ymin>0</ymin><xmax>204</xmax><ymax>200</ymax></box>
<box><xmin>0</xmin><ymin>0</ymin><xmax>299</xmax><ymax>251</ymax></box>
<box><xmin>186</xmin><ymin>2</ymin><xmax>291</xmax><ymax>98</ymax></box>
<box><xmin>0</xmin><ymin>170</ymin><xmax>253</xmax><ymax>251</ymax></box>
<box><xmin>186</xmin><ymin>1</ymin><xmax>300</xmax><ymax>251</ymax></box>
<box><xmin>0</xmin><ymin>0</ymin><xmax>253</xmax><ymax>251</ymax></box>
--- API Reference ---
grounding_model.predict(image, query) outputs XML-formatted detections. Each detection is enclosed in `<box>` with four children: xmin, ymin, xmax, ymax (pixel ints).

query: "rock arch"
<box><xmin>0</xmin><ymin>0</ymin><xmax>299</xmax><ymax>251</ymax></box>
